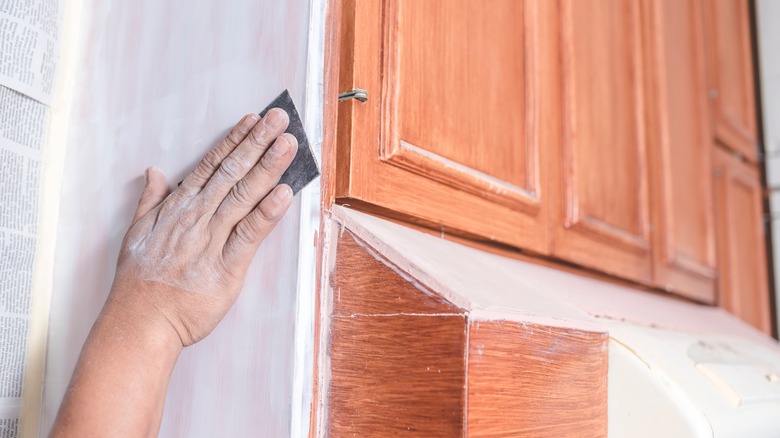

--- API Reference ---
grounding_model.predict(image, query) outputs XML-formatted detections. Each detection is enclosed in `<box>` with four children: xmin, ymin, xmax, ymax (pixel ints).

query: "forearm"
<box><xmin>52</xmin><ymin>110</ymin><xmax>294</xmax><ymax>434</ymax></box>
<box><xmin>52</xmin><ymin>293</ymin><xmax>182</xmax><ymax>437</ymax></box>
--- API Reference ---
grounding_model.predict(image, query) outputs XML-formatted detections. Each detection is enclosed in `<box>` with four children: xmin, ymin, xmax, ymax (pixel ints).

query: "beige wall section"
<box><xmin>757</xmin><ymin>0</ymin><xmax>780</xmax><ymax>337</ymax></box>
<box><xmin>40</xmin><ymin>0</ymin><xmax>316</xmax><ymax>436</ymax></box>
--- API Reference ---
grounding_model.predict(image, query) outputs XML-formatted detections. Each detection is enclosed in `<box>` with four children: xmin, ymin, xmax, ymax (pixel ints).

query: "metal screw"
<box><xmin>338</xmin><ymin>88</ymin><xmax>368</xmax><ymax>103</ymax></box>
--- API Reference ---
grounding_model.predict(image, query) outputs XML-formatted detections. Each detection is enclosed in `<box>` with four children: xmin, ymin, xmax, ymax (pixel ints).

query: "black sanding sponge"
<box><xmin>259</xmin><ymin>90</ymin><xmax>320</xmax><ymax>195</ymax></box>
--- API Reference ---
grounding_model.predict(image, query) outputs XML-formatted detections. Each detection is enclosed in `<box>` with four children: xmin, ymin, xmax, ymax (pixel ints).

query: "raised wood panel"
<box><xmin>387</xmin><ymin>0</ymin><xmax>538</xmax><ymax>211</ymax></box>
<box><xmin>645</xmin><ymin>0</ymin><xmax>717</xmax><ymax>302</ymax></box>
<box><xmin>467</xmin><ymin>321</ymin><xmax>608</xmax><ymax>437</ymax></box>
<box><xmin>713</xmin><ymin>148</ymin><xmax>771</xmax><ymax>334</ymax></box>
<box><xmin>551</xmin><ymin>0</ymin><xmax>652</xmax><ymax>283</ymax></box>
<box><xmin>336</xmin><ymin>0</ymin><xmax>550</xmax><ymax>252</ymax></box>
<box><xmin>703</xmin><ymin>0</ymin><xmax>758</xmax><ymax>161</ymax></box>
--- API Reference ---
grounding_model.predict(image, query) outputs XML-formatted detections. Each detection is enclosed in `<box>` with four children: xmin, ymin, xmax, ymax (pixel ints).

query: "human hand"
<box><xmin>105</xmin><ymin>109</ymin><xmax>298</xmax><ymax>347</ymax></box>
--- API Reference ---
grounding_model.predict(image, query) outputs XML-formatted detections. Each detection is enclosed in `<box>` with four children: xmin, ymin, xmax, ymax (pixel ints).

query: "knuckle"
<box><xmin>233</xmin><ymin>223</ymin><xmax>253</xmax><ymax>244</ymax></box>
<box><xmin>170</xmin><ymin>197</ymin><xmax>207</xmax><ymax>230</ymax></box>
<box><xmin>258</xmin><ymin>201</ymin><xmax>282</xmax><ymax>223</ymax></box>
<box><xmin>175</xmin><ymin>208</ymin><xmax>198</xmax><ymax>230</ymax></box>
<box><xmin>249</xmin><ymin>125</ymin><xmax>273</xmax><ymax>147</ymax></box>
<box><xmin>259</xmin><ymin>137</ymin><xmax>294</xmax><ymax>174</ymax></box>
<box><xmin>226</xmin><ymin>126</ymin><xmax>244</xmax><ymax>146</ymax></box>
<box><xmin>258</xmin><ymin>151</ymin><xmax>280</xmax><ymax>173</ymax></box>
<box><xmin>189</xmin><ymin>149</ymin><xmax>223</xmax><ymax>182</ymax></box>
<box><xmin>218</xmin><ymin>156</ymin><xmax>243</xmax><ymax>181</ymax></box>
<box><xmin>230</xmin><ymin>179</ymin><xmax>255</xmax><ymax>207</ymax></box>
<box><xmin>281</xmin><ymin>133</ymin><xmax>298</xmax><ymax>150</ymax></box>
<box><xmin>235</xmin><ymin>216</ymin><xmax>264</xmax><ymax>243</ymax></box>
<box><xmin>202</xmin><ymin>148</ymin><xmax>223</xmax><ymax>171</ymax></box>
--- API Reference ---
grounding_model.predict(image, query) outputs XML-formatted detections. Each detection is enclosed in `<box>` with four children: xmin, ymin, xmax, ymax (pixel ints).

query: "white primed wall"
<box><xmin>42</xmin><ymin>1</ymin><xmax>315</xmax><ymax>436</ymax></box>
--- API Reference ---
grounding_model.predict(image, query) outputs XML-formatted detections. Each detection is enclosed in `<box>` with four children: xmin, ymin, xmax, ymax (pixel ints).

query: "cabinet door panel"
<box><xmin>397</xmin><ymin>0</ymin><xmax>531</xmax><ymax>196</ymax></box>
<box><xmin>336</xmin><ymin>0</ymin><xmax>550</xmax><ymax>252</ymax></box>
<box><xmin>713</xmin><ymin>148</ymin><xmax>771</xmax><ymax>334</ymax></box>
<box><xmin>551</xmin><ymin>0</ymin><xmax>652</xmax><ymax>283</ymax></box>
<box><xmin>646</xmin><ymin>0</ymin><xmax>716</xmax><ymax>302</ymax></box>
<box><xmin>704</xmin><ymin>0</ymin><xmax>758</xmax><ymax>161</ymax></box>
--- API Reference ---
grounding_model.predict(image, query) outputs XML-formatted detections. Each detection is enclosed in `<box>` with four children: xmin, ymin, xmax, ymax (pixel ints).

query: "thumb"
<box><xmin>132</xmin><ymin>167</ymin><xmax>170</xmax><ymax>223</ymax></box>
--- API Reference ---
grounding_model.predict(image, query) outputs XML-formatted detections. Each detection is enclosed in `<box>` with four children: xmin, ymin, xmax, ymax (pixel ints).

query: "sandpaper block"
<box><xmin>259</xmin><ymin>89</ymin><xmax>320</xmax><ymax>195</ymax></box>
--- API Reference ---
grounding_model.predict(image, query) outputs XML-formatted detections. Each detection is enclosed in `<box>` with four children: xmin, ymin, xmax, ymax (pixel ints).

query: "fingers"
<box><xmin>222</xmin><ymin>184</ymin><xmax>293</xmax><ymax>268</ymax></box>
<box><xmin>132</xmin><ymin>167</ymin><xmax>170</xmax><ymax>223</ymax></box>
<box><xmin>177</xmin><ymin>113</ymin><xmax>261</xmax><ymax>195</ymax></box>
<box><xmin>197</xmin><ymin>108</ymin><xmax>289</xmax><ymax>209</ymax></box>
<box><xmin>211</xmin><ymin>132</ymin><xmax>297</xmax><ymax>229</ymax></box>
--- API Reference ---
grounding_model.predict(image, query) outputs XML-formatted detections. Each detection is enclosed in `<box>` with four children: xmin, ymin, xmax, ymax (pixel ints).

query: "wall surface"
<box><xmin>41</xmin><ymin>1</ymin><xmax>314</xmax><ymax>436</ymax></box>
<box><xmin>757</xmin><ymin>0</ymin><xmax>780</xmax><ymax>337</ymax></box>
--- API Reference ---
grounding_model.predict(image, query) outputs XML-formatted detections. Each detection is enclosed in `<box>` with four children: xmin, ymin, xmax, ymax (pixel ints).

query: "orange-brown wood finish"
<box><xmin>325</xmin><ymin>229</ymin><xmax>609</xmax><ymax>437</ymax></box>
<box><xmin>644</xmin><ymin>0</ymin><xmax>717</xmax><ymax>302</ymax></box>
<box><xmin>329</xmin><ymin>315</ymin><xmax>467</xmax><ymax>437</ymax></box>
<box><xmin>331</xmin><ymin>233</ymin><xmax>460</xmax><ymax>316</ymax></box>
<box><xmin>713</xmin><ymin>148</ymin><xmax>771</xmax><ymax>334</ymax></box>
<box><xmin>331</xmin><ymin>0</ymin><xmax>768</xmax><ymax>326</ymax></box>
<box><xmin>467</xmin><ymin>321</ymin><xmax>608</xmax><ymax>437</ymax></box>
<box><xmin>703</xmin><ymin>0</ymin><xmax>758</xmax><ymax>161</ymax></box>
<box><xmin>335</xmin><ymin>0</ymin><xmax>550</xmax><ymax>253</ymax></box>
<box><xmin>550</xmin><ymin>0</ymin><xmax>652</xmax><ymax>284</ymax></box>
<box><xmin>327</xmin><ymin>232</ymin><xmax>467</xmax><ymax>437</ymax></box>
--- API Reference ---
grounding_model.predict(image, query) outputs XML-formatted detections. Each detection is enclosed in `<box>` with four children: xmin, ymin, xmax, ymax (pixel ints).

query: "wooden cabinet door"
<box><xmin>645</xmin><ymin>0</ymin><xmax>717</xmax><ymax>302</ymax></box>
<box><xmin>335</xmin><ymin>0</ymin><xmax>550</xmax><ymax>252</ymax></box>
<box><xmin>549</xmin><ymin>0</ymin><xmax>652</xmax><ymax>283</ymax></box>
<box><xmin>703</xmin><ymin>0</ymin><xmax>758</xmax><ymax>161</ymax></box>
<box><xmin>713</xmin><ymin>148</ymin><xmax>771</xmax><ymax>334</ymax></box>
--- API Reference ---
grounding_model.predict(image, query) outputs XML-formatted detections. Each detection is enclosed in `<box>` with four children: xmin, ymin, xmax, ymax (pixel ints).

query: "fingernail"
<box><xmin>144</xmin><ymin>168</ymin><xmax>150</xmax><ymax>185</ymax></box>
<box><xmin>241</xmin><ymin>114</ymin><xmax>260</xmax><ymax>133</ymax></box>
<box><xmin>270</xmin><ymin>135</ymin><xmax>292</xmax><ymax>156</ymax></box>
<box><xmin>274</xmin><ymin>184</ymin><xmax>293</xmax><ymax>202</ymax></box>
<box><xmin>263</xmin><ymin>108</ymin><xmax>287</xmax><ymax>131</ymax></box>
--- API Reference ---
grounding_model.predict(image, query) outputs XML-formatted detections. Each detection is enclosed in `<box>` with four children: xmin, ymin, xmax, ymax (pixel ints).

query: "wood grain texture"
<box><xmin>467</xmin><ymin>320</ymin><xmax>608</xmax><ymax>438</ymax></box>
<box><xmin>713</xmin><ymin>148</ymin><xmax>772</xmax><ymax>334</ymax></box>
<box><xmin>331</xmin><ymin>230</ymin><xmax>461</xmax><ymax>316</ymax></box>
<box><xmin>703</xmin><ymin>0</ymin><xmax>758</xmax><ymax>161</ymax></box>
<box><xmin>328</xmin><ymin>315</ymin><xmax>467</xmax><ymax>437</ymax></box>
<box><xmin>551</xmin><ymin>0</ymin><xmax>652</xmax><ymax>284</ymax></box>
<box><xmin>325</xmin><ymin>218</ymin><xmax>612</xmax><ymax>436</ymax></box>
<box><xmin>383</xmin><ymin>0</ymin><xmax>540</xmax><ymax>212</ymax></box>
<box><xmin>644</xmin><ymin>0</ymin><xmax>717</xmax><ymax>302</ymax></box>
<box><xmin>327</xmin><ymin>223</ymin><xmax>466</xmax><ymax>437</ymax></box>
<box><xmin>335</xmin><ymin>0</ymin><xmax>549</xmax><ymax>253</ymax></box>
<box><xmin>321</xmin><ymin>0</ymin><xmax>343</xmax><ymax>210</ymax></box>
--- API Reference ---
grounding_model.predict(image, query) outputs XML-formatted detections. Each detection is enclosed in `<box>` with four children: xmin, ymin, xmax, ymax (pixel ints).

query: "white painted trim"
<box><xmin>290</xmin><ymin>0</ymin><xmax>326</xmax><ymax>435</ymax></box>
<box><xmin>314</xmin><ymin>216</ymin><xmax>337</xmax><ymax>438</ymax></box>
<box><xmin>20</xmin><ymin>0</ymin><xmax>85</xmax><ymax>436</ymax></box>
<box><xmin>757</xmin><ymin>0</ymin><xmax>780</xmax><ymax>337</ymax></box>
<box><xmin>331</xmin><ymin>205</ymin><xmax>777</xmax><ymax>349</ymax></box>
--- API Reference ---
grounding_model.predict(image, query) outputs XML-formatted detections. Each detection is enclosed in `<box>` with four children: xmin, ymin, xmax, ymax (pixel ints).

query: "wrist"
<box><xmin>101</xmin><ymin>281</ymin><xmax>185</xmax><ymax>355</ymax></box>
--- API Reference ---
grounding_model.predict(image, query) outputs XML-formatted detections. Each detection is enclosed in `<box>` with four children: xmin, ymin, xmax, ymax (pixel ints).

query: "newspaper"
<box><xmin>0</xmin><ymin>86</ymin><xmax>47</xmax><ymax>438</ymax></box>
<box><xmin>0</xmin><ymin>1</ymin><xmax>60</xmax><ymax>436</ymax></box>
<box><xmin>0</xmin><ymin>0</ymin><xmax>61</xmax><ymax>104</ymax></box>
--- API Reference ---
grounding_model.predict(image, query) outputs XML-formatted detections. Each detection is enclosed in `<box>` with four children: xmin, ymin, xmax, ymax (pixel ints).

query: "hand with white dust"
<box><xmin>112</xmin><ymin>109</ymin><xmax>297</xmax><ymax>346</ymax></box>
<box><xmin>52</xmin><ymin>110</ymin><xmax>297</xmax><ymax>437</ymax></box>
